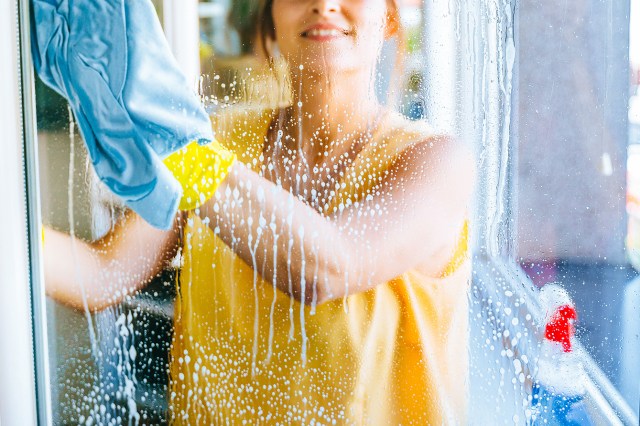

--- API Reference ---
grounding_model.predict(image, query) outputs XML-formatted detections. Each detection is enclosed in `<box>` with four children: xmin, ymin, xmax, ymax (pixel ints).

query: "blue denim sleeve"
<box><xmin>31</xmin><ymin>0</ymin><xmax>214</xmax><ymax>229</ymax></box>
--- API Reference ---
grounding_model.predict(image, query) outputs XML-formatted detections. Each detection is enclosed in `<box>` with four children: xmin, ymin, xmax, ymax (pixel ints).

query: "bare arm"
<box><xmin>200</xmin><ymin>136</ymin><xmax>475</xmax><ymax>305</ymax></box>
<box><xmin>44</xmin><ymin>211</ymin><xmax>182</xmax><ymax>311</ymax></box>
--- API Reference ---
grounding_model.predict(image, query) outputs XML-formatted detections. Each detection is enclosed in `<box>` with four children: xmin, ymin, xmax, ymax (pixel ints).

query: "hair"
<box><xmin>257</xmin><ymin>0</ymin><xmax>276</xmax><ymax>59</ymax></box>
<box><xmin>229</xmin><ymin>0</ymin><xmax>262</xmax><ymax>54</ymax></box>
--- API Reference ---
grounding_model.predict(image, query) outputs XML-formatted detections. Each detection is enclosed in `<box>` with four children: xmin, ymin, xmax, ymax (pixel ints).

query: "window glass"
<box><xmin>517</xmin><ymin>0</ymin><xmax>639</xmax><ymax>418</ymax></box>
<box><xmin>30</xmin><ymin>0</ymin><xmax>638</xmax><ymax>424</ymax></box>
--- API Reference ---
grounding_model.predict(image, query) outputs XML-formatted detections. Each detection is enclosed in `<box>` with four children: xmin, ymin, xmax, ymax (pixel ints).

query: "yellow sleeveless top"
<box><xmin>168</xmin><ymin>109</ymin><xmax>470</xmax><ymax>425</ymax></box>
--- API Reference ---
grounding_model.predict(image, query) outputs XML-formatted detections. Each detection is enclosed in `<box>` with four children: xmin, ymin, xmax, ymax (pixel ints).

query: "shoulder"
<box><xmin>375</xmin><ymin>112</ymin><xmax>462</xmax><ymax>162</ymax></box>
<box><xmin>374</xmin><ymin>112</ymin><xmax>474</xmax><ymax>182</ymax></box>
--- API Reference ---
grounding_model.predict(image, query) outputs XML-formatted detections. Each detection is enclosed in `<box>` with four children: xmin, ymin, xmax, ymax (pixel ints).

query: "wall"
<box><xmin>517</xmin><ymin>0</ymin><xmax>630</xmax><ymax>264</ymax></box>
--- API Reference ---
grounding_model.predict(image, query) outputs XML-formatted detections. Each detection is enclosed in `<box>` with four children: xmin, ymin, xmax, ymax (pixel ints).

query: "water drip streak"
<box><xmin>487</xmin><ymin>3</ymin><xmax>506</xmax><ymax>256</ymax></box>
<box><xmin>114</xmin><ymin>311</ymin><xmax>140</xmax><ymax>426</ymax></box>
<box><xmin>67</xmin><ymin>105</ymin><xmax>99</xmax><ymax>360</ymax></box>
<box><xmin>246</xmin><ymin>206</ymin><xmax>262</xmax><ymax>376</ymax></box>
<box><xmin>286</xmin><ymin>195</ymin><xmax>295</xmax><ymax>340</ymax></box>
<box><xmin>322</xmin><ymin>225</ymin><xmax>334</xmax><ymax>302</ymax></box>
<box><xmin>455</xmin><ymin>0</ymin><xmax>462</xmax><ymax>41</ymax></box>
<box><xmin>128</xmin><ymin>317</ymin><xmax>140</xmax><ymax>426</ymax></box>
<box><xmin>298</xmin><ymin>225</ymin><xmax>308</xmax><ymax>364</ymax></box>
<box><xmin>267</xmin><ymin>232</ymin><xmax>278</xmax><ymax>362</ymax></box>
<box><xmin>479</xmin><ymin>1</ymin><xmax>491</xmax><ymax>254</ymax></box>
<box><xmin>342</xmin><ymin>266</ymin><xmax>350</xmax><ymax>314</ymax></box>
<box><xmin>310</xmin><ymin>235</ymin><xmax>319</xmax><ymax>315</ymax></box>
<box><xmin>296</xmin><ymin>64</ymin><xmax>305</xmax><ymax>201</ymax></box>
<box><xmin>600</xmin><ymin>0</ymin><xmax>613</xmax><ymax>175</ymax></box>
<box><xmin>341</xmin><ymin>225</ymin><xmax>352</xmax><ymax>313</ymax></box>
<box><xmin>228</xmin><ymin>205</ymin><xmax>237</xmax><ymax>326</ymax></box>
<box><xmin>487</xmin><ymin>0</ymin><xmax>515</xmax><ymax>257</ymax></box>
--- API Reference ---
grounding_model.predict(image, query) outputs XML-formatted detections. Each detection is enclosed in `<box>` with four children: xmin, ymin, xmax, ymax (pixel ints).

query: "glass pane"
<box><xmin>30</xmin><ymin>0</ymin><xmax>638</xmax><ymax>424</ymax></box>
<box><xmin>37</xmin><ymin>79</ymin><xmax>175</xmax><ymax>423</ymax></box>
<box><xmin>516</xmin><ymin>0</ymin><xmax>639</xmax><ymax>421</ymax></box>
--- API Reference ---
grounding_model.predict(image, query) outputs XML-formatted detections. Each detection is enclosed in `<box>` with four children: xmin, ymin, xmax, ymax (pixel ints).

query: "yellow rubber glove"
<box><xmin>163</xmin><ymin>140</ymin><xmax>237</xmax><ymax>211</ymax></box>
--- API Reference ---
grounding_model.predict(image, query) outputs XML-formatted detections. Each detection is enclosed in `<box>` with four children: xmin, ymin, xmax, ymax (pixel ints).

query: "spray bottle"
<box><xmin>528</xmin><ymin>284</ymin><xmax>594</xmax><ymax>425</ymax></box>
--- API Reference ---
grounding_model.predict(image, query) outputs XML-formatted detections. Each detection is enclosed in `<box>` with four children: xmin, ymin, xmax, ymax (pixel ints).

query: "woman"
<box><xmin>46</xmin><ymin>0</ymin><xmax>475</xmax><ymax>423</ymax></box>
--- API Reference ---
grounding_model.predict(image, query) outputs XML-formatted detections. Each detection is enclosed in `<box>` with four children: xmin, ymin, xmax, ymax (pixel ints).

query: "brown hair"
<box><xmin>256</xmin><ymin>0</ymin><xmax>275</xmax><ymax>59</ymax></box>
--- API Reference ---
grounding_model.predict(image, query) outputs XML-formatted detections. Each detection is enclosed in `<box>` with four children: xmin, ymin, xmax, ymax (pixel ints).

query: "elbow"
<box><xmin>85</xmin><ymin>294</ymin><xmax>125</xmax><ymax>313</ymax></box>
<box><xmin>46</xmin><ymin>288</ymin><xmax>112</xmax><ymax>313</ymax></box>
<box><xmin>288</xmin><ymin>265</ymin><xmax>355</xmax><ymax>307</ymax></box>
<box><xmin>304</xmin><ymin>280</ymin><xmax>334</xmax><ymax>306</ymax></box>
<box><xmin>282</xmin><ymin>263</ymin><xmax>344</xmax><ymax>307</ymax></box>
<box><xmin>285</xmin><ymin>274</ymin><xmax>332</xmax><ymax>307</ymax></box>
<box><xmin>277</xmin><ymin>229</ymin><xmax>359</xmax><ymax>306</ymax></box>
<box><xmin>80</xmin><ymin>300</ymin><xmax>112</xmax><ymax>313</ymax></box>
<box><xmin>301</xmin><ymin>239</ymin><xmax>362</xmax><ymax>306</ymax></box>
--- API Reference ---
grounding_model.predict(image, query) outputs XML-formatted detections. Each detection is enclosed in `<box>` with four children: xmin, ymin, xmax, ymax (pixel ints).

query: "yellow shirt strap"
<box><xmin>440</xmin><ymin>220</ymin><xmax>470</xmax><ymax>278</ymax></box>
<box><xmin>163</xmin><ymin>140</ymin><xmax>237</xmax><ymax>211</ymax></box>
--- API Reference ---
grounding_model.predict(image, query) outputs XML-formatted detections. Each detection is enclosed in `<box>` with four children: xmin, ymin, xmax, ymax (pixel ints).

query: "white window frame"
<box><xmin>0</xmin><ymin>0</ymin><xmax>49</xmax><ymax>425</ymax></box>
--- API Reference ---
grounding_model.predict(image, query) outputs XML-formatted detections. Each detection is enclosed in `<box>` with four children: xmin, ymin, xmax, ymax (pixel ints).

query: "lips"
<box><xmin>301</xmin><ymin>24</ymin><xmax>351</xmax><ymax>40</ymax></box>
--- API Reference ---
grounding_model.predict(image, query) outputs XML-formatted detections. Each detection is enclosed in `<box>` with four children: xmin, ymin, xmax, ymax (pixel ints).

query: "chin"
<box><xmin>291</xmin><ymin>55</ymin><xmax>366</xmax><ymax>77</ymax></box>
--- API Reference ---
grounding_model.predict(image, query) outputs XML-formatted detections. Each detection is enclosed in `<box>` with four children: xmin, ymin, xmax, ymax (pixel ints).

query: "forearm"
<box><xmin>198</xmin><ymin>139</ymin><xmax>474</xmax><ymax>304</ymax></box>
<box><xmin>44</xmin><ymin>213</ymin><xmax>181</xmax><ymax>311</ymax></box>
<box><xmin>44</xmin><ymin>228</ymin><xmax>117</xmax><ymax>311</ymax></box>
<box><xmin>200</xmin><ymin>164</ymin><xmax>360</xmax><ymax>305</ymax></box>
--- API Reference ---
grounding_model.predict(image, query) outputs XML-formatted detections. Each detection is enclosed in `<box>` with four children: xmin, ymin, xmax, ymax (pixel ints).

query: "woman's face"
<box><xmin>270</xmin><ymin>0</ymin><xmax>394</xmax><ymax>76</ymax></box>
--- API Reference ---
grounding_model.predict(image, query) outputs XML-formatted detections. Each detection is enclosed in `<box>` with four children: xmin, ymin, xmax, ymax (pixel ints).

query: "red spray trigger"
<box><xmin>544</xmin><ymin>304</ymin><xmax>577</xmax><ymax>353</ymax></box>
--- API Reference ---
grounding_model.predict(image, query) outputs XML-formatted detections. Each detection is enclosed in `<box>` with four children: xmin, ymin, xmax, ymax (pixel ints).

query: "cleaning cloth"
<box><xmin>31</xmin><ymin>0</ymin><xmax>214</xmax><ymax>229</ymax></box>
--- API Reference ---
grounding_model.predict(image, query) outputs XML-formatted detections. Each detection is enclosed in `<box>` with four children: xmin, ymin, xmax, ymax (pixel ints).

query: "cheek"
<box><xmin>355</xmin><ymin>22</ymin><xmax>386</xmax><ymax>54</ymax></box>
<box><xmin>271</xmin><ymin>8</ymin><xmax>299</xmax><ymax>53</ymax></box>
<box><xmin>354</xmin><ymin>5</ymin><xmax>388</xmax><ymax>42</ymax></box>
<box><xmin>367</xmin><ymin>9</ymin><xmax>388</xmax><ymax>33</ymax></box>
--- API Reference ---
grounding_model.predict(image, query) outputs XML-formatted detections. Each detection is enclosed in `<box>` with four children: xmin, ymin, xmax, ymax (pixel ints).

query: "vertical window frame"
<box><xmin>0</xmin><ymin>0</ymin><xmax>46</xmax><ymax>424</ymax></box>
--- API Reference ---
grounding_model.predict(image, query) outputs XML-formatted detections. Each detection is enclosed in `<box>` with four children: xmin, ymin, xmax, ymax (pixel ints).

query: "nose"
<box><xmin>311</xmin><ymin>0</ymin><xmax>341</xmax><ymax>15</ymax></box>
